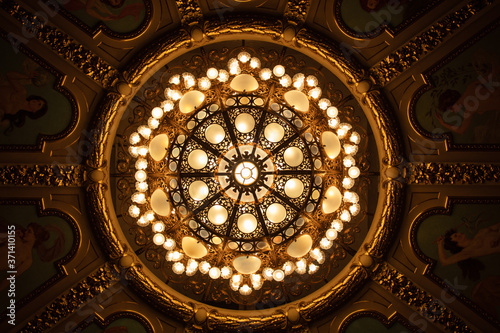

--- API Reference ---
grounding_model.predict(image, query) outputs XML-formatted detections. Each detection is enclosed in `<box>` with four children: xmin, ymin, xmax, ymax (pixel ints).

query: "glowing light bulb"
<box><xmin>151</xmin><ymin>107</ymin><xmax>163</xmax><ymax>119</ymax></box>
<box><xmin>153</xmin><ymin>233</ymin><xmax>165</xmax><ymax>245</ymax></box>
<box><xmin>327</xmin><ymin>106</ymin><xmax>338</xmax><ymax>118</ymax></box>
<box><xmin>340</xmin><ymin>209</ymin><xmax>351</xmax><ymax>222</ymax></box>
<box><xmin>206</xmin><ymin>67</ymin><xmax>218</xmax><ymax>80</ymax></box>
<box><xmin>273</xmin><ymin>269</ymin><xmax>285</xmax><ymax>282</ymax></box>
<box><xmin>320</xmin><ymin>237</ymin><xmax>333</xmax><ymax>249</ymax></box>
<box><xmin>136</xmin><ymin>216</ymin><xmax>149</xmax><ymax>226</ymax></box>
<box><xmin>350</xmin><ymin>203</ymin><xmax>360</xmax><ymax>216</ymax></box>
<box><xmin>237</xmin><ymin>51</ymin><xmax>251</xmax><ymax>63</ymax></box>
<box><xmin>309</xmin><ymin>263</ymin><xmax>319</xmax><ymax>274</ymax></box>
<box><xmin>293</xmin><ymin>73</ymin><xmax>305</xmax><ymax>89</ymax></box>
<box><xmin>172</xmin><ymin>262</ymin><xmax>185</xmax><ymax>274</ymax></box>
<box><xmin>169</xmin><ymin>74</ymin><xmax>180</xmax><ymax>85</ymax></box>
<box><xmin>280</xmin><ymin>74</ymin><xmax>292</xmax><ymax>87</ymax></box>
<box><xmin>135</xmin><ymin>181</ymin><xmax>148</xmax><ymax>192</ymax></box>
<box><xmin>229</xmin><ymin>64</ymin><xmax>241</xmax><ymax>75</ymax></box>
<box><xmin>337</xmin><ymin>128</ymin><xmax>347</xmax><ymax>139</ymax></box>
<box><xmin>128</xmin><ymin>146</ymin><xmax>139</xmax><ymax>157</ymax></box>
<box><xmin>198</xmin><ymin>77</ymin><xmax>211</xmax><ymax>90</ymax></box>
<box><xmin>221</xmin><ymin>266</ymin><xmax>232</xmax><ymax>279</ymax></box>
<box><xmin>283</xmin><ymin>261</ymin><xmax>295</xmax><ymax>275</ymax></box>
<box><xmin>239</xmin><ymin>284</ymin><xmax>252</xmax><ymax>295</ymax></box>
<box><xmin>343</xmin><ymin>156</ymin><xmax>355</xmax><ymax>168</ymax></box>
<box><xmin>199</xmin><ymin>261</ymin><xmax>211</xmax><ymax>274</ymax></box>
<box><xmin>163</xmin><ymin>238</ymin><xmax>176</xmax><ymax>250</ymax></box>
<box><xmin>137</xmin><ymin>146</ymin><xmax>148</xmax><ymax>157</ymax></box>
<box><xmin>231</xmin><ymin>274</ymin><xmax>242</xmax><ymax>285</ymax></box>
<box><xmin>250</xmin><ymin>57</ymin><xmax>261</xmax><ymax>69</ymax></box>
<box><xmin>131</xmin><ymin>192</ymin><xmax>146</xmax><ymax>204</ymax></box>
<box><xmin>152</xmin><ymin>222</ymin><xmax>165</xmax><ymax>233</ymax></box>
<box><xmin>144</xmin><ymin>210</ymin><xmax>155</xmax><ymax>222</ymax></box>
<box><xmin>348</xmin><ymin>166</ymin><xmax>360</xmax><ymax>178</ymax></box>
<box><xmin>344</xmin><ymin>144</ymin><xmax>358</xmax><ymax>155</ymax></box>
<box><xmin>129</xmin><ymin>132</ymin><xmax>140</xmax><ymax>145</ymax></box>
<box><xmin>260</xmin><ymin>68</ymin><xmax>272</xmax><ymax>80</ymax></box>
<box><xmin>308</xmin><ymin>87</ymin><xmax>322</xmax><ymax>99</ymax></box>
<box><xmin>263</xmin><ymin>268</ymin><xmax>274</xmax><ymax>281</ymax></box>
<box><xmin>135</xmin><ymin>158</ymin><xmax>147</xmax><ymax>170</ymax></box>
<box><xmin>218</xmin><ymin>70</ymin><xmax>229</xmax><ymax>82</ymax></box>
<box><xmin>162</xmin><ymin>100</ymin><xmax>174</xmax><ymax>112</ymax></box>
<box><xmin>350</xmin><ymin>132</ymin><xmax>361</xmax><ymax>144</ymax></box>
<box><xmin>306</xmin><ymin>75</ymin><xmax>318</xmax><ymax>87</ymax></box>
<box><xmin>135</xmin><ymin>170</ymin><xmax>147</xmax><ymax>182</ymax></box>
<box><xmin>326</xmin><ymin>228</ymin><xmax>338</xmax><ymax>240</ymax></box>
<box><xmin>148</xmin><ymin>117</ymin><xmax>159</xmax><ymax>129</ymax></box>
<box><xmin>318</xmin><ymin>98</ymin><xmax>331</xmax><ymax>110</ymax></box>
<box><xmin>331</xmin><ymin>219</ymin><xmax>343</xmax><ymax>232</ymax></box>
<box><xmin>182</xmin><ymin>72</ymin><xmax>196</xmax><ymax>88</ymax></box>
<box><xmin>273</xmin><ymin>65</ymin><xmax>285</xmax><ymax>77</ymax></box>
<box><xmin>344</xmin><ymin>191</ymin><xmax>359</xmax><ymax>203</ymax></box>
<box><xmin>209</xmin><ymin>267</ymin><xmax>221</xmax><ymax>279</ymax></box>
<box><xmin>128</xmin><ymin>205</ymin><xmax>140</xmax><ymax>218</ymax></box>
<box><xmin>170</xmin><ymin>90</ymin><xmax>182</xmax><ymax>101</ymax></box>
<box><xmin>328</xmin><ymin>117</ymin><xmax>339</xmax><ymax>129</ymax></box>
<box><xmin>295</xmin><ymin>259</ymin><xmax>307</xmax><ymax>274</ymax></box>
<box><xmin>342</xmin><ymin>177</ymin><xmax>354</xmax><ymax>189</ymax></box>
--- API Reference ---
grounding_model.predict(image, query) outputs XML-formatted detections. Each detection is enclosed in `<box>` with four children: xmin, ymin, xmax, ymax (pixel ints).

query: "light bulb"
<box><xmin>343</xmin><ymin>156</ymin><xmax>355</xmax><ymax>168</ymax></box>
<box><xmin>136</xmin><ymin>216</ymin><xmax>149</xmax><ymax>227</ymax></box>
<box><xmin>328</xmin><ymin>117</ymin><xmax>339</xmax><ymax>129</ymax></box>
<box><xmin>309</xmin><ymin>263</ymin><xmax>319</xmax><ymax>274</ymax></box>
<box><xmin>327</xmin><ymin>106</ymin><xmax>338</xmax><ymax>118</ymax></box>
<box><xmin>231</xmin><ymin>274</ymin><xmax>242</xmax><ymax>285</ymax></box>
<box><xmin>151</xmin><ymin>107</ymin><xmax>163</xmax><ymax>119</ymax></box>
<box><xmin>209</xmin><ymin>267</ymin><xmax>221</xmax><ymax>279</ymax></box>
<box><xmin>172</xmin><ymin>262</ymin><xmax>185</xmax><ymax>274</ymax></box>
<box><xmin>199</xmin><ymin>261</ymin><xmax>211</xmax><ymax>274</ymax></box>
<box><xmin>239</xmin><ymin>284</ymin><xmax>252</xmax><ymax>295</ymax></box>
<box><xmin>237</xmin><ymin>51</ymin><xmax>251</xmax><ymax>63</ymax></box>
<box><xmin>293</xmin><ymin>73</ymin><xmax>305</xmax><ymax>89</ymax></box>
<box><xmin>128</xmin><ymin>205</ymin><xmax>140</xmax><ymax>218</ymax></box>
<box><xmin>260</xmin><ymin>68</ymin><xmax>272</xmax><ymax>80</ymax></box>
<box><xmin>250</xmin><ymin>57</ymin><xmax>261</xmax><ymax>69</ymax></box>
<box><xmin>221</xmin><ymin>266</ymin><xmax>232</xmax><ymax>279</ymax></box>
<box><xmin>129</xmin><ymin>132</ymin><xmax>140</xmax><ymax>145</ymax></box>
<box><xmin>295</xmin><ymin>259</ymin><xmax>307</xmax><ymax>274</ymax></box>
<box><xmin>308</xmin><ymin>87</ymin><xmax>322</xmax><ymax>99</ymax></box>
<box><xmin>187</xmin><ymin>259</ymin><xmax>198</xmax><ymax>270</ymax></box>
<box><xmin>310</xmin><ymin>248</ymin><xmax>322</xmax><ymax>260</ymax></box>
<box><xmin>229</xmin><ymin>64</ymin><xmax>241</xmax><ymax>75</ymax></box>
<box><xmin>280</xmin><ymin>74</ymin><xmax>292</xmax><ymax>87</ymax></box>
<box><xmin>138</xmin><ymin>126</ymin><xmax>151</xmax><ymax>139</ymax></box>
<box><xmin>218</xmin><ymin>70</ymin><xmax>229</xmax><ymax>82</ymax></box>
<box><xmin>169</xmin><ymin>74</ymin><xmax>180</xmax><ymax>85</ymax></box>
<box><xmin>228</xmin><ymin>58</ymin><xmax>238</xmax><ymax>68</ymax></box>
<box><xmin>318</xmin><ymin>98</ymin><xmax>331</xmax><ymax>110</ymax></box>
<box><xmin>135</xmin><ymin>158</ymin><xmax>147</xmax><ymax>170</ymax></box>
<box><xmin>340</xmin><ymin>209</ymin><xmax>351</xmax><ymax>222</ymax></box>
<box><xmin>135</xmin><ymin>170</ymin><xmax>147</xmax><ymax>182</ymax></box>
<box><xmin>206</xmin><ymin>67</ymin><xmax>218</xmax><ymax>80</ymax></box>
<box><xmin>128</xmin><ymin>146</ymin><xmax>139</xmax><ymax>157</ymax></box>
<box><xmin>306</xmin><ymin>75</ymin><xmax>318</xmax><ymax>87</ymax></box>
<box><xmin>326</xmin><ymin>228</ymin><xmax>338</xmax><ymax>240</ymax></box>
<box><xmin>169</xmin><ymin>90</ymin><xmax>182</xmax><ymax>101</ymax></box>
<box><xmin>273</xmin><ymin>269</ymin><xmax>285</xmax><ymax>282</ymax></box>
<box><xmin>169</xmin><ymin>251</ymin><xmax>183</xmax><ymax>262</ymax></box>
<box><xmin>163</xmin><ymin>238</ymin><xmax>176</xmax><ymax>250</ymax></box>
<box><xmin>182</xmin><ymin>72</ymin><xmax>196</xmax><ymax>88</ymax></box>
<box><xmin>137</xmin><ymin>146</ymin><xmax>148</xmax><ymax>157</ymax></box>
<box><xmin>145</xmin><ymin>210</ymin><xmax>155</xmax><ymax>221</ymax></box>
<box><xmin>131</xmin><ymin>192</ymin><xmax>146</xmax><ymax>204</ymax></box>
<box><xmin>342</xmin><ymin>177</ymin><xmax>355</xmax><ymax>189</ymax></box>
<box><xmin>348</xmin><ymin>166</ymin><xmax>360</xmax><ymax>178</ymax></box>
<box><xmin>148</xmin><ymin>117</ymin><xmax>159</xmax><ymax>129</ymax></box>
<box><xmin>273</xmin><ymin>65</ymin><xmax>285</xmax><ymax>77</ymax></box>
<box><xmin>344</xmin><ymin>144</ymin><xmax>358</xmax><ymax>155</ymax></box>
<box><xmin>344</xmin><ymin>191</ymin><xmax>359</xmax><ymax>203</ymax></box>
<box><xmin>337</xmin><ymin>128</ymin><xmax>347</xmax><ymax>139</ymax></box>
<box><xmin>350</xmin><ymin>203</ymin><xmax>360</xmax><ymax>216</ymax></box>
<box><xmin>350</xmin><ymin>132</ymin><xmax>361</xmax><ymax>144</ymax></box>
<box><xmin>161</xmin><ymin>100</ymin><xmax>174</xmax><ymax>112</ymax></box>
<box><xmin>331</xmin><ymin>219</ymin><xmax>343</xmax><ymax>232</ymax></box>
<box><xmin>320</xmin><ymin>237</ymin><xmax>333</xmax><ymax>249</ymax></box>
<box><xmin>283</xmin><ymin>261</ymin><xmax>295</xmax><ymax>275</ymax></box>
<box><xmin>198</xmin><ymin>77</ymin><xmax>211</xmax><ymax>90</ymax></box>
<box><xmin>263</xmin><ymin>268</ymin><xmax>274</xmax><ymax>281</ymax></box>
<box><xmin>152</xmin><ymin>222</ymin><xmax>164</xmax><ymax>233</ymax></box>
<box><xmin>153</xmin><ymin>233</ymin><xmax>165</xmax><ymax>245</ymax></box>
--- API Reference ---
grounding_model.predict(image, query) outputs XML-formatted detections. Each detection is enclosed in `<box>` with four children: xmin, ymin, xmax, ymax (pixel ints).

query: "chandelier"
<box><xmin>125</xmin><ymin>50</ymin><xmax>362</xmax><ymax>296</ymax></box>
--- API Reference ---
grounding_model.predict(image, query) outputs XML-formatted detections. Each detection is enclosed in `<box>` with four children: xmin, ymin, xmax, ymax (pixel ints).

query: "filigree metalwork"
<box><xmin>0</xmin><ymin>0</ymin><xmax>118</xmax><ymax>88</ymax></box>
<box><xmin>20</xmin><ymin>264</ymin><xmax>119</xmax><ymax>333</ymax></box>
<box><xmin>373</xmin><ymin>263</ymin><xmax>474</xmax><ymax>333</ymax></box>
<box><xmin>86</xmin><ymin>16</ymin><xmax>402</xmax><ymax>331</ymax></box>
<box><xmin>0</xmin><ymin>164</ymin><xmax>84</xmax><ymax>186</ymax></box>
<box><xmin>370</xmin><ymin>0</ymin><xmax>493</xmax><ymax>86</ymax></box>
<box><xmin>408</xmin><ymin>162</ymin><xmax>500</xmax><ymax>184</ymax></box>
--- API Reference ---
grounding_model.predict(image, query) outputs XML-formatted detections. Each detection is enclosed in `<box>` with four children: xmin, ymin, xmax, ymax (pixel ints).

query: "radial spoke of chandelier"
<box><xmin>221</xmin><ymin>109</ymin><xmax>240</xmax><ymax>156</ymax></box>
<box><xmin>190</xmin><ymin>136</ymin><xmax>220</xmax><ymax>157</ymax></box>
<box><xmin>252</xmin><ymin>192</ymin><xmax>271</xmax><ymax>236</ymax></box>
<box><xmin>262</xmin><ymin>183</ymin><xmax>301</xmax><ymax>213</ymax></box>
<box><xmin>192</xmin><ymin>192</ymin><xmax>222</xmax><ymax>215</ymax></box>
<box><xmin>180</xmin><ymin>172</ymin><xmax>216</xmax><ymax>178</ymax></box>
<box><xmin>252</xmin><ymin>108</ymin><xmax>268</xmax><ymax>147</ymax></box>
<box><xmin>270</xmin><ymin>131</ymin><xmax>303</xmax><ymax>158</ymax></box>
<box><xmin>224</xmin><ymin>192</ymin><xmax>242</xmax><ymax>237</ymax></box>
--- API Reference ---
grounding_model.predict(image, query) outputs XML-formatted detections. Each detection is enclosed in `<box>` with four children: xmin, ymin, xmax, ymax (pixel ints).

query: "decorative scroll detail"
<box><xmin>370</xmin><ymin>0</ymin><xmax>492</xmax><ymax>86</ymax></box>
<box><xmin>284</xmin><ymin>0</ymin><xmax>311</xmax><ymax>23</ymax></box>
<box><xmin>373</xmin><ymin>263</ymin><xmax>474</xmax><ymax>333</ymax></box>
<box><xmin>176</xmin><ymin>0</ymin><xmax>203</xmax><ymax>25</ymax></box>
<box><xmin>0</xmin><ymin>164</ymin><xmax>85</xmax><ymax>187</ymax></box>
<box><xmin>408</xmin><ymin>163</ymin><xmax>500</xmax><ymax>184</ymax></box>
<box><xmin>20</xmin><ymin>264</ymin><xmax>119</xmax><ymax>333</ymax></box>
<box><xmin>0</xmin><ymin>0</ymin><xmax>118</xmax><ymax>88</ymax></box>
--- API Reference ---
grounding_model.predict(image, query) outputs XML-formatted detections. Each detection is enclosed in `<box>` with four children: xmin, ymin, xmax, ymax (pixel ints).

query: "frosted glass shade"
<box><xmin>151</xmin><ymin>189</ymin><xmax>171</xmax><ymax>216</ymax></box>
<box><xmin>233</xmin><ymin>255</ymin><xmax>261</xmax><ymax>274</ymax></box>
<box><xmin>322</xmin><ymin>186</ymin><xmax>342</xmax><ymax>214</ymax></box>
<box><xmin>208</xmin><ymin>205</ymin><xmax>228</xmax><ymax>225</ymax></box>
<box><xmin>285</xmin><ymin>178</ymin><xmax>304</xmax><ymax>198</ymax></box>
<box><xmin>264</xmin><ymin>123</ymin><xmax>284</xmax><ymax>142</ymax></box>
<box><xmin>179</xmin><ymin>90</ymin><xmax>205</xmax><ymax>114</ymax></box>
<box><xmin>266</xmin><ymin>203</ymin><xmax>286</xmax><ymax>223</ymax></box>
<box><xmin>284</xmin><ymin>147</ymin><xmax>303</xmax><ymax>167</ymax></box>
<box><xmin>149</xmin><ymin>134</ymin><xmax>169</xmax><ymax>161</ymax></box>
<box><xmin>205</xmin><ymin>124</ymin><xmax>225</xmax><ymax>144</ymax></box>
<box><xmin>287</xmin><ymin>234</ymin><xmax>312</xmax><ymax>258</ymax></box>
<box><xmin>321</xmin><ymin>131</ymin><xmax>341</xmax><ymax>159</ymax></box>
<box><xmin>182</xmin><ymin>236</ymin><xmax>207</xmax><ymax>259</ymax></box>
<box><xmin>189</xmin><ymin>181</ymin><xmax>209</xmax><ymax>201</ymax></box>
<box><xmin>188</xmin><ymin>149</ymin><xmax>208</xmax><ymax>169</ymax></box>
<box><xmin>238</xmin><ymin>214</ymin><xmax>258</xmax><ymax>233</ymax></box>
<box><xmin>230</xmin><ymin>74</ymin><xmax>259</xmax><ymax>92</ymax></box>
<box><xmin>235</xmin><ymin>113</ymin><xmax>255</xmax><ymax>133</ymax></box>
<box><xmin>284</xmin><ymin>90</ymin><xmax>309</xmax><ymax>112</ymax></box>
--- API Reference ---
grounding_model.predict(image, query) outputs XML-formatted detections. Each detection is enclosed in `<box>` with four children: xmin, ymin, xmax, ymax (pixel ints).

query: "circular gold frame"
<box><xmin>85</xmin><ymin>16</ymin><xmax>404</xmax><ymax>331</ymax></box>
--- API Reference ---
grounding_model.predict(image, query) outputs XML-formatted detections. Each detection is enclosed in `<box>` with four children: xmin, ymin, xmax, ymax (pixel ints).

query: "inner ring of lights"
<box><xmin>126</xmin><ymin>50</ymin><xmax>362</xmax><ymax>295</ymax></box>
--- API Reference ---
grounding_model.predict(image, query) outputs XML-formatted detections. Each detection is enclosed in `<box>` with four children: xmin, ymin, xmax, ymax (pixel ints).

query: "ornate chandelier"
<box><xmin>125</xmin><ymin>50</ymin><xmax>361</xmax><ymax>296</ymax></box>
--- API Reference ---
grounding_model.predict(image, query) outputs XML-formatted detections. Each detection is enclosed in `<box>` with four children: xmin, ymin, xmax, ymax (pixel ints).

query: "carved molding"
<box><xmin>0</xmin><ymin>164</ymin><xmax>85</xmax><ymax>187</ymax></box>
<box><xmin>407</xmin><ymin>163</ymin><xmax>500</xmax><ymax>184</ymax></box>
<box><xmin>370</xmin><ymin>0</ymin><xmax>493</xmax><ymax>86</ymax></box>
<box><xmin>284</xmin><ymin>0</ymin><xmax>311</xmax><ymax>23</ymax></box>
<box><xmin>0</xmin><ymin>0</ymin><xmax>118</xmax><ymax>88</ymax></box>
<box><xmin>176</xmin><ymin>0</ymin><xmax>203</xmax><ymax>26</ymax></box>
<box><xmin>372</xmin><ymin>263</ymin><xmax>474</xmax><ymax>333</ymax></box>
<box><xmin>19</xmin><ymin>264</ymin><xmax>120</xmax><ymax>333</ymax></box>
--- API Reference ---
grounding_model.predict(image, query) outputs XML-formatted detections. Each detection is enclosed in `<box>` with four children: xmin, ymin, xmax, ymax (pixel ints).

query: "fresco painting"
<box><xmin>81</xmin><ymin>318</ymin><xmax>148</xmax><ymax>333</ymax></box>
<box><xmin>416</xmin><ymin>203</ymin><xmax>500</xmax><ymax>320</ymax></box>
<box><xmin>0</xmin><ymin>205</ymin><xmax>73</xmax><ymax>305</ymax></box>
<box><xmin>0</xmin><ymin>38</ymin><xmax>72</xmax><ymax>146</ymax></box>
<box><xmin>414</xmin><ymin>27</ymin><xmax>500</xmax><ymax>144</ymax></box>
<box><xmin>340</xmin><ymin>0</ymin><xmax>433</xmax><ymax>34</ymax></box>
<box><xmin>63</xmin><ymin>0</ymin><xmax>146</xmax><ymax>34</ymax></box>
